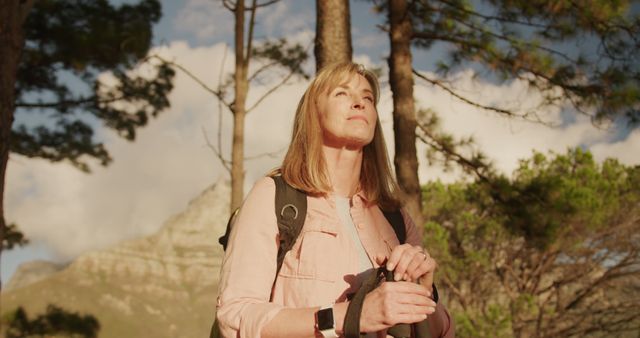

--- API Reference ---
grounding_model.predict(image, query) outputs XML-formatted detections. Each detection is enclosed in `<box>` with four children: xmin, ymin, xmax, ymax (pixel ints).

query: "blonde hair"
<box><xmin>275</xmin><ymin>62</ymin><xmax>400</xmax><ymax>210</ymax></box>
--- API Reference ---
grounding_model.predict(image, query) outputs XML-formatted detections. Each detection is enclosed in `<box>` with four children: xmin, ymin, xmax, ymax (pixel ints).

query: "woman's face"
<box><xmin>316</xmin><ymin>73</ymin><xmax>377</xmax><ymax>149</ymax></box>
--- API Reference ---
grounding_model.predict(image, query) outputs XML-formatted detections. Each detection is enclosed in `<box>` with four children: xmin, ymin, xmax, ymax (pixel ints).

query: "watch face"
<box><xmin>317</xmin><ymin>308</ymin><xmax>334</xmax><ymax>330</ymax></box>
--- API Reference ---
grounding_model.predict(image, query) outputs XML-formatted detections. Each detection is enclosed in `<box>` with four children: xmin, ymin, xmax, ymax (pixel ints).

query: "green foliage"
<box><xmin>374</xmin><ymin>0</ymin><xmax>640</xmax><ymax>125</ymax></box>
<box><xmin>251</xmin><ymin>38</ymin><xmax>310</xmax><ymax>80</ymax></box>
<box><xmin>417</xmin><ymin>108</ymin><xmax>494</xmax><ymax>179</ymax></box>
<box><xmin>423</xmin><ymin>148</ymin><xmax>640</xmax><ymax>337</ymax></box>
<box><xmin>4</xmin><ymin>305</ymin><xmax>100</xmax><ymax>338</ymax></box>
<box><xmin>213</xmin><ymin>37</ymin><xmax>309</xmax><ymax>114</ymax></box>
<box><xmin>1</xmin><ymin>223</ymin><xmax>29</xmax><ymax>251</ymax></box>
<box><xmin>490</xmin><ymin>148</ymin><xmax>636</xmax><ymax>249</ymax></box>
<box><xmin>12</xmin><ymin>0</ymin><xmax>175</xmax><ymax>172</ymax></box>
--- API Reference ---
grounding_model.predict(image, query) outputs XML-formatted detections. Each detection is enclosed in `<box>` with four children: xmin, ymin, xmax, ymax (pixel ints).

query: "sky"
<box><xmin>4</xmin><ymin>0</ymin><xmax>640</xmax><ymax>283</ymax></box>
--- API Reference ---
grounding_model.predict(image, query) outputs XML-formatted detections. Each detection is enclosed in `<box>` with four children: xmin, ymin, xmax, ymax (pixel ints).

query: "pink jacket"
<box><xmin>216</xmin><ymin>177</ymin><xmax>454</xmax><ymax>337</ymax></box>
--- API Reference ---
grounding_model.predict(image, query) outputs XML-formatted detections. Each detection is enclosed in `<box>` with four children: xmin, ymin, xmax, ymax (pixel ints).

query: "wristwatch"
<box><xmin>315</xmin><ymin>304</ymin><xmax>338</xmax><ymax>337</ymax></box>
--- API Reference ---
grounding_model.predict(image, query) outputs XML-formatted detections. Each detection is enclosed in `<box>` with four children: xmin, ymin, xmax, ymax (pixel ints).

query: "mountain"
<box><xmin>1</xmin><ymin>179</ymin><xmax>230</xmax><ymax>338</ymax></box>
<box><xmin>4</xmin><ymin>260</ymin><xmax>67</xmax><ymax>291</ymax></box>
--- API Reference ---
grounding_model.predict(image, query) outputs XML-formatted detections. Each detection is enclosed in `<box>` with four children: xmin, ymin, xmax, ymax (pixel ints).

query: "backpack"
<box><xmin>218</xmin><ymin>175</ymin><xmax>406</xmax><ymax>274</ymax></box>
<box><xmin>211</xmin><ymin>176</ymin><xmax>406</xmax><ymax>338</ymax></box>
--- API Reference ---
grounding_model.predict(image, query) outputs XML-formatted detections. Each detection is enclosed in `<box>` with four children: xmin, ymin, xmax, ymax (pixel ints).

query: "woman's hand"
<box><xmin>379</xmin><ymin>244</ymin><xmax>437</xmax><ymax>290</ymax></box>
<box><xmin>359</xmin><ymin>280</ymin><xmax>436</xmax><ymax>333</ymax></box>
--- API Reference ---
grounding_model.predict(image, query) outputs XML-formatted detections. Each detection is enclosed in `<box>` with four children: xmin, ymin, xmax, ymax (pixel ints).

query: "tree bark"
<box><xmin>0</xmin><ymin>0</ymin><xmax>34</xmax><ymax>319</ymax></box>
<box><xmin>388</xmin><ymin>0</ymin><xmax>423</xmax><ymax>227</ymax></box>
<box><xmin>315</xmin><ymin>0</ymin><xmax>352</xmax><ymax>72</ymax></box>
<box><xmin>231</xmin><ymin>0</ymin><xmax>248</xmax><ymax>212</ymax></box>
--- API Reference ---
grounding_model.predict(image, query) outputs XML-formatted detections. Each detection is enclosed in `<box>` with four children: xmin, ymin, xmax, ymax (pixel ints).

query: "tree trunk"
<box><xmin>0</xmin><ymin>0</ymin><xmax>34</xmax><ymax>320</ymax></box>
<box><xmin>388</xmin><ymin>0</ymin><xmax>423</xmax><ymax>227</ymax></box>
<box><xmin>230</xmin><ymin>0</ymin><xmax>248</xmax><ymax>212</ymax></box>
<box><xmin>314</xmin><ymin>0</ymin><xmax>352</xmax><ymax>72</ymax></box>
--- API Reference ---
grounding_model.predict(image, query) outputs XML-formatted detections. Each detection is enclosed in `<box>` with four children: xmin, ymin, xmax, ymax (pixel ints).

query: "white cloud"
<box><xmin>6</xmin><ymin>40</ymin><xmax>639</xmax><ymax>263</ymax></box>
<box><xmin>408</xmin><ymin>69</ymin><xmax>638</xmax><ymax>180</ymax></box>
<box><xmin>258</xmin><ymin>1</ymin><xmax>314</xmax><ymax>38</ymax></box>
<box><xmin>6</xmin><ymin>41</ymin><xmax>234</xmax><ymax>259</ymax></box>
<box><xmin>590</xmin><ymin>129</ymin><xmax>640</xmax><ymax>165</ymax></box>
<box><xmin>173</xmin><ymin>0</ymin><xmax>313</xmax><ymax>44</ymax></box>
<box><xmin>354</xmin><ymin>33</ymin><xmax>386</xmax><ymax>50</ymax></box>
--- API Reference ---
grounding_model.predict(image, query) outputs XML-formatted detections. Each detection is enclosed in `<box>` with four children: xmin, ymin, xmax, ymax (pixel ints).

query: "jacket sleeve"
<box><xmin>401</xmin><ymin>209</ymin><xmax>456</xmax><ymax>338</ymax></box>
<box><xmin>216</xmin><ymin>177</ymin><xmax>284</xmax><ymax>338</ymax></box>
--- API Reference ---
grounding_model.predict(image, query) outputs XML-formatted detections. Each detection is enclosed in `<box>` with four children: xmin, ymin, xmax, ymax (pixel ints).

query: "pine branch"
<box><xmin>412</xmin><ymin>69</ymin><xmax>517</xmax><ymax>116</ymax></box>
<box><xmin>223</xmin><ymin>0</ymin><xmax>279</xmax><ymax>11</ymax></box>
<box><xmin>246</xmin><ymin>69</ymin><xmax>296</xmax><ymax>113</ymax></box>
<box><xmin>412</xmin><ymin>69</ymin><xmax>554</xmax><ymax>126</ymax></box>
<box><xmin>245</xmin><ymin>0</ymin><xmax>258</xmax><ymax>63</ymax></box>
<box><xmin>415</xmin><ymin>129</ymin><xmax>491</xmax><ymax>183</ymax></box>
<box><xmin>436</xmin><ymin>0</ymin><xmax>550</xmax><ymax>29</ymax></box>
<box><xmin>245</xmin><ymin>146</ymin><xmax>286</xmax><ymax>160</ymax></box>
<box><xmin>251</xmin><ymin>0</ymin><xmax>279</xmax><ymax>9</ymax></box>
<box><xmin>246</xmin><ymin>40</ymin><xmax>311</xmax><ymax>113</ymax></box>
<box><xmin>247</xmin><ymin>60</ymin><xmax>280</xmax><ymax>83</ymax></box>
<box><xmin>216</xmin><ymin>45</ymin><xmax>230</xmax><ymax>170</ymax></box>
<box><xmin>203</xmin><ymin>126</ymin><xmax>285</xmax><ymax>168</ymax></box>
<box><xmin>150</xmin><ymin>54</ymin><xmax>231</xmax><ymax>107</ymax></box>
<box><xmin>443</xmin><ymin>10</ymin><xmax>581</xmax><ymax>65</ymax></box>
<box><xmin>15</xmin><ymin>95</ymin><xmax>119</xmax><ymax>109</ymax></box>
<box><xmin>222</xmin><ymin>0</ymin><xmax>235</xmax><ymax>11</ymax></box>
<box><xmin>564</xmin><ymin>249</ymin><xmax>638</xmax><ymax>311</ymax></box>
<box><xmin>202</xmin><ymin>127</ymin><xmax>231</xmax><ymax>174</ymax></box>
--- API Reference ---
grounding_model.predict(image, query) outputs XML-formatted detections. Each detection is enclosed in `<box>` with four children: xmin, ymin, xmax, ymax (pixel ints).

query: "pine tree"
<box><xmin>315</xmin><ymin>0</ymin><xmax>353</xmax><ymax>72</ymax></box>
<box><xmin>0</xmin><ymin>0</ymin><xmax>175</xmax><ymax>294</ymax></box>
<box><xmin>424</xmin><ymin>149</ymin><xmax>640</xmax><ymax>337</ymax></box>
<box><xmin>374</xmin><ymin>0</ymin><xmax>639</xmax><ymax>222</ymax></box>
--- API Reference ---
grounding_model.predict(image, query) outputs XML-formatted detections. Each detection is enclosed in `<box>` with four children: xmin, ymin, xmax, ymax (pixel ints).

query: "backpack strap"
<box><xmin>345</xmin><ymin>210</ymin><xmax>436</xmax><ymax>338</ymax></box>
<box><xmin>211</xmin><ymin>178</ymin><xmax>306</xmax><ymax>338</ymax></box>
<box><xmin>382</xmin><ymin>209</ymin><xmax>406</xmax><ymax>244</ymax></box>
<box><xmin>272</xmin><ymin>175</ymin><xmax>307</xmax><ymax>276</ymax></box>
<box><xmin>344</xmin><ymin>267</ymin><xmax>413</xmax><ymax>338</ymax></box>
<box><xmin>218</xmin><ymin>208</ymin><xmax>239</xmax><ymax>250</ymax></box>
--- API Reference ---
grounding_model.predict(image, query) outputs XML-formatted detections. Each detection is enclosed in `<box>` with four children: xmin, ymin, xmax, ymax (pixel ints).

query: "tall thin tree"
<box><xmin>221</xmin><ymin>0</ymin><xmax>308</xmax><ymax>211</ymax></box>
<box><xmin>231</xmin><ymin>0</ymin><xmax>250</xmax><ymax>211</ymax></box>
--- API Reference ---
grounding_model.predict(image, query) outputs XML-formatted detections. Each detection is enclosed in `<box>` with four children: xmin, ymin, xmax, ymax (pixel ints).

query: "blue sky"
<box><xmin>4</xmin><ymin>0</ymin><xmax>639</xmax><ymax>283</ymax></box>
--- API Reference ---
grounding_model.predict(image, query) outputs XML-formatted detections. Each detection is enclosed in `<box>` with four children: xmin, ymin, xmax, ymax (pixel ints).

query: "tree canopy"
<box><xmin>12</xmin><ymin>0</ymin><xmax>175</xmax><ymax>172</ymax></box>
<box><xmin>4</xmin><ymin>305</ymin><xmax>100</xmax><ymax>338</ymax></box>
<box><xmin>0</xmin><ymin>0</ymin><xmax>174</xmax><ymax>298</ymax></box>
<box><xmin>400</xmin><ymin>0</ymin><xmax>639</xmax><ymax>125</ymax></box>
<box><xmin>424</xmin><ymin>148</ymin><xmax>640</xmax><ymax>337</ymax></box>
<box><xmin>371</xmin><ymin>0</ymin><xmax>639</xmax><ymax>226</ymax></box>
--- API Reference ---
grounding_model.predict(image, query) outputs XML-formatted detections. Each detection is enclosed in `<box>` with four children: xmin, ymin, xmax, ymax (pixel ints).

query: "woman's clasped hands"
<box><xmin>360</xmin><ymin>244</ymin><xmax>438</xmax><ymax>333</ymax></box>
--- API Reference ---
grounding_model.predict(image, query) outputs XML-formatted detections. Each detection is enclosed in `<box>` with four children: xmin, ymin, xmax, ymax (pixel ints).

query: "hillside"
<box><xmin>1</xmin><ymin>179</ymin><xmax>230</xmax><ymax>338</ymax></box>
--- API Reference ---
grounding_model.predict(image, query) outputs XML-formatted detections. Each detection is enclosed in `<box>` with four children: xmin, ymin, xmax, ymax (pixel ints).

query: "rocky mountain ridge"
<box><xmin>5</xmin><ymin>260</ymin><xmax>67</xmax><ymax>291</ymax></box>
<box><xmin>2</xmin><ymin>178</ymin><xmax>231</xmax><ymax>338</ymax></box>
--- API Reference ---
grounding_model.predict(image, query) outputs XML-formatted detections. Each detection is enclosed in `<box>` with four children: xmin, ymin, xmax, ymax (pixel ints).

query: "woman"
<box><xmin>216</xmin><ymin>62</ymin><xmax>454</xmax><ymax>337</ymax></box>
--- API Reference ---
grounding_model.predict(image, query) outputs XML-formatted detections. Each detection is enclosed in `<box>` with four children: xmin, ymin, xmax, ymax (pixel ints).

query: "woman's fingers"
<box><xmin>375</xmin><ymin>254</ymin><xmax>388</xmax><ymax>266</ymax></box>
<box><xmin>420</xmin><ymin>257</ymin><xmax>437</xmax><ymax>288</ymax></box>
<box><xmin>385</xmin><ymin>244</ymin><xmax>435</xmax><ymax>282</ymax></box>
<box><xmin>385</xmin><ymin>244</ymin><xmax>413</xmax><ymax>279</ymax></box>
<box><xmin>360</xmin><ymin>281</ymin><xmax>436</xmax><ymax>332</ymax></box>
<box><xmin>377</xmin><ymin>280</ymin><xmax>432</xmax><ymax>300</ymax></box>
<box><xmin>404</xmin><ymin>250</ymin><xmax>429</xmax><ymax>282</ymax></box>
